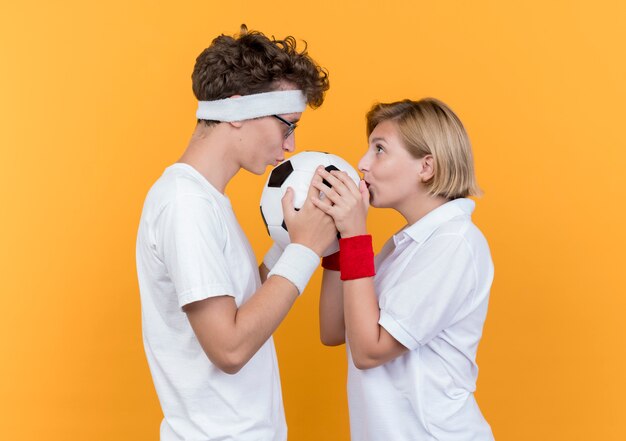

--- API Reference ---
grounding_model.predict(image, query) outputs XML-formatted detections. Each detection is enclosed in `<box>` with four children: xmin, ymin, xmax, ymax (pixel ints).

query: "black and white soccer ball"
<box><xmin>260</xmin><ymin>151</ymin><xmax>360</xmax><ymax>257</ymax></box>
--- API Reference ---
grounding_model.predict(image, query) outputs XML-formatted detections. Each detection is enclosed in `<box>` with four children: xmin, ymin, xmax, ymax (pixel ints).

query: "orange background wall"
<box><xmin>1</xmin><ymin>1</ymin><xmax>625</xmax><ymax>439</ymax></box>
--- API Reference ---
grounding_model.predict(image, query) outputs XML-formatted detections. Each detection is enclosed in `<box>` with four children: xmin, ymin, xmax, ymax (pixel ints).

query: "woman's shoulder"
<box><xmin>424</xmin><ymin>216</ymin><xmax>491</xmax><ymax>265</ymax></box>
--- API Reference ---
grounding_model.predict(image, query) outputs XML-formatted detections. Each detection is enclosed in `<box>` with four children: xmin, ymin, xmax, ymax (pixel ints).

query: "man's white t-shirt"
<box><xmin>347</xmin><ymin>198</ymin><xmax>494</xmax><ymax>441</ymax></box>
<box><xmin>136</xmin><ymin>163</ymin><xmax>286</xmax><ymax>441</ymax></box>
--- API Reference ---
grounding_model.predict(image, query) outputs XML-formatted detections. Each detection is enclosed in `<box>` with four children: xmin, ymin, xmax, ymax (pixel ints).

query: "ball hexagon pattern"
<box><xmin>260</xmin><ymin>151</ymin><xmax>361</xmax><ymax>257</ymax></box>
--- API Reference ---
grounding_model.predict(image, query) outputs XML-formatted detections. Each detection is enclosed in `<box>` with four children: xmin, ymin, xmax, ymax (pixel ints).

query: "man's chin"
<box><xmin>242</xmin><ymin>163</ymin><xmax>267</xmax><ymax>176</ymax></box>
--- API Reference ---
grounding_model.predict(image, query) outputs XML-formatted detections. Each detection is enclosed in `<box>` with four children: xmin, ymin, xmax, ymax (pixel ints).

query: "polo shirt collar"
<box><xmin>393</xmin><ymin>198</ymin><xmax>475</xmax><ymax>246</ymax></box>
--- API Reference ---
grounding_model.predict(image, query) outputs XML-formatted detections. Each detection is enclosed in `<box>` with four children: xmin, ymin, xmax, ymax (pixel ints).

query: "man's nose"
<box><xmin>282</xmin><ymin>134</ymin><xmax>295</xmax><ymax>152</ymax></box>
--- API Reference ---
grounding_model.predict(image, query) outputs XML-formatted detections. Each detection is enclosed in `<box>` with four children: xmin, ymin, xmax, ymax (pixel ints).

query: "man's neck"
<box><xmin>177</xmin><ymin>124</ymin><xmax>240</xmax><ymax>194</ymax></box>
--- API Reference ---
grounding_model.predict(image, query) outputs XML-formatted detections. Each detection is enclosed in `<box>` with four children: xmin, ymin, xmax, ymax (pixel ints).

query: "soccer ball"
<box><xmin>260</xmin><ymin>151</ymin><xmax>361</xmax><ymax>257</ymax></box>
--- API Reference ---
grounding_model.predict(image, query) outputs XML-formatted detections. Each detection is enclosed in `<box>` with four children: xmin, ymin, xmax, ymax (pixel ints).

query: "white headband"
<box><xmin>196</xmin><ymin>90</ymin><xmax>307</xmax><ymax>122</ymax></box>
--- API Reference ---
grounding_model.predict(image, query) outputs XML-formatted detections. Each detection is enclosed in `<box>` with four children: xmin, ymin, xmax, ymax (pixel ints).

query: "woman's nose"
<box><xmin>357</xmin><ymin>154</ymin><xmax>370</xmax><ymax>173</ymax></box>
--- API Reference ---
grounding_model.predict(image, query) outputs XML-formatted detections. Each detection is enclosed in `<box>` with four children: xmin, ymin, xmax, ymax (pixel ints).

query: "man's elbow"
<box><xmin>208</xmin><ymin>350</ymin><xmax>249</xmax><ymax>375</ymax></box>
<box><xmin>215</xmin><ymin>360</ymin><xmax>244</xmax><ymax>375</ymax></box>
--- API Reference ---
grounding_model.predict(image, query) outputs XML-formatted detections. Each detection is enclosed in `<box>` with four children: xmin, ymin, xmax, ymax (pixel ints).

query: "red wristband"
<box><xmin>339</xmin><ymin>235</ymin><xmax>375</xmax><ymax>281</ymax></box>
<box><xmin>321</xmin><ymin>251</ymin><xmax>341</xmax><ymax>271</ymax></box>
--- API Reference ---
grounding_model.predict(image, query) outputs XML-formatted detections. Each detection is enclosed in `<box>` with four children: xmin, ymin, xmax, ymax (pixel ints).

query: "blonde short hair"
<box><xmin>366</xmin><ymin>98</ymin><xmax>482</xmax><ymax>199</ymax></box>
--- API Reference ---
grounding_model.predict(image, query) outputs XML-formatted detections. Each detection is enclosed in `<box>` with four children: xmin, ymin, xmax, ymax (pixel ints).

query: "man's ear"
<box><xmin>227</xmin><ymin>95</ymin><xmax>243</xmax><ymax>128</ymax></box>
<box><xmin>418</xmin><ymin>155</ymin><xmax>435</xmax><ymax>182</ymax></box>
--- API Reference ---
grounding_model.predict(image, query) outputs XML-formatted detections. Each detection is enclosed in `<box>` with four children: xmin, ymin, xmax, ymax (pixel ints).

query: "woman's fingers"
<box><xmin>329</xmin><ymin>170</ymin><xmax>361</xmax><ymax>198</ymax></box>
<box><xmin>310</xmin><ymin>175</ymin><xmax>342</xmax><ymax>205</ymax></box>
<box><xmin>315</xmin><ymin>168</ymin><xmax>362</xmax><ymax>203</ymax></box>
<box><xmin>311</xmin><ymin>194</ymin><xmax>334</xmax><ymax>215</ymax></box>
<box><xmin>316</xmin><ymin>169</ymin><xmax>350</xmax><ymax>196</ymax></box>
<box><xmin>359</xmin><ymin>179</ymin><xmax>371</xmax><ymax>208</ymax></box>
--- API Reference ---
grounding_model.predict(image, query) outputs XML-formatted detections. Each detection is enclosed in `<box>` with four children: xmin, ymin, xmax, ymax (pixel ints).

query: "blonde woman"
<box><xmin>314</xmin><ymin>98</ymin><xmax>495</xmax><ymax>440</ymax></box>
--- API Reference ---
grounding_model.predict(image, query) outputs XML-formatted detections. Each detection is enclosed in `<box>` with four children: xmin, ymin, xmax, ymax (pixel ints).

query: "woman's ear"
<box><xmin>418</xmin><ymin>155</ymin><xmax>435</xmax><ymax>182</ymax></box>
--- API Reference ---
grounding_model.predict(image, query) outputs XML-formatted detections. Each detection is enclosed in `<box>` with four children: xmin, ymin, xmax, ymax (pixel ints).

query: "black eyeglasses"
<box><xmin>272</xmin><ymin>115</ymin><xmax>297</xmax><ymax>139</ymax></box>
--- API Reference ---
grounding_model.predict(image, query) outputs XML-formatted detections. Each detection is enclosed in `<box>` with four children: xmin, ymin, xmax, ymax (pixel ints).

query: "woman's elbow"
<box><xmin>320</xmin><ymin>327</ymin><xmax>345</xmax><ymax>346</ymax></box>
<box><xmin>351</xmin><ymin>352</ymin><xmax>384</xmax><ymax>370</ymax></box>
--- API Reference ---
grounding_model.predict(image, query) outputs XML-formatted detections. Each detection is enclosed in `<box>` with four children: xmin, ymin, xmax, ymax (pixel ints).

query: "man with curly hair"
<box><xmin>136</xmin><ymin>25</ymin><xmax>334</xmax><ymax>440</ymax></box>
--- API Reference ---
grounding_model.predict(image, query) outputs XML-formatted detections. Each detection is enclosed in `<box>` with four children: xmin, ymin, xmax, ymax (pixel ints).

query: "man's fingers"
<box><xmin>281</xmin><ymin>187</ymin><xmax>295</xmax><ymax>221</ymax></box>
<box><xmin>306</xmin><ymin>169</ymin><xmax>325</xmax><ymax>200</ymax></box>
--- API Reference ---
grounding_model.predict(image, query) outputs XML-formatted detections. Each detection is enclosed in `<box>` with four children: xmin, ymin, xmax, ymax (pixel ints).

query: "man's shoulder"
<box><xmin>158</xmin><ymin>163</ymin><xmax>207</xmax><ymax>192</ymax></box>
<box><xmin>141</xmin><ymin>165</ymin><xmax>224</xmax><ymax>227</ymax></box>
<box><xmin>150</xmin><ymin>165</ymin><xmax>218</xmax><ymax>202</ymax></box>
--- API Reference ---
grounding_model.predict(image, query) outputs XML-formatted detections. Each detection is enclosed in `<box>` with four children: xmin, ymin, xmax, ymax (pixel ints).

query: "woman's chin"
<box><xmin>369</xmin><ymin>194</ymin><xmax>380</xmax><ymax>208</ymax></box>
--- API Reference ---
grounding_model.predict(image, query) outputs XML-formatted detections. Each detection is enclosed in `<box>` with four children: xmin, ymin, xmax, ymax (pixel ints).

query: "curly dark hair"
<box><xmin>192</xmin><ymin>24</ymin><xmax>329</xmax><ymax>125</ymax></box>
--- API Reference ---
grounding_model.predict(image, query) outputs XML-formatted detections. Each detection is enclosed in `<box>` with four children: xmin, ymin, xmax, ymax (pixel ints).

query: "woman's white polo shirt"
<box><xmin>347</xmin><ymin>198</ymin><xmax>495</xmax><ymax>441</ymax></box>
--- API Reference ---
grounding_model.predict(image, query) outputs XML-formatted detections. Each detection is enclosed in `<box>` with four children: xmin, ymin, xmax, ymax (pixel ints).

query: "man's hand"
<box><xmin>282</xmin><ymin>168</ymin><xmax>338</xmax><ymax>256</ymax></box>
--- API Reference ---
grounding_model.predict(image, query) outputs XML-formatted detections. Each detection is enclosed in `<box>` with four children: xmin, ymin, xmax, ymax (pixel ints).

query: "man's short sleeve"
<box><xmin>156</xmin><ymin>194</ymin><xmax>235</xmax><ymax>308</ymax></box>
<box><xmin>378</xmin><ymin>234</ymin><xmax>477</xmax><ymax>349</ymax></box>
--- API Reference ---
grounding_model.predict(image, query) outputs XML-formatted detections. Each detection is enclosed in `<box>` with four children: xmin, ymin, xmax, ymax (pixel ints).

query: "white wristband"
<box><xmin>262</xmin><ymin>242</ymin><xmax>284</xmax><ymax>271</ymax></box>
<box><xmin>267</xmin><ymin>243</ymin><xmax>320</xmax><ymax>295</ymax></box>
